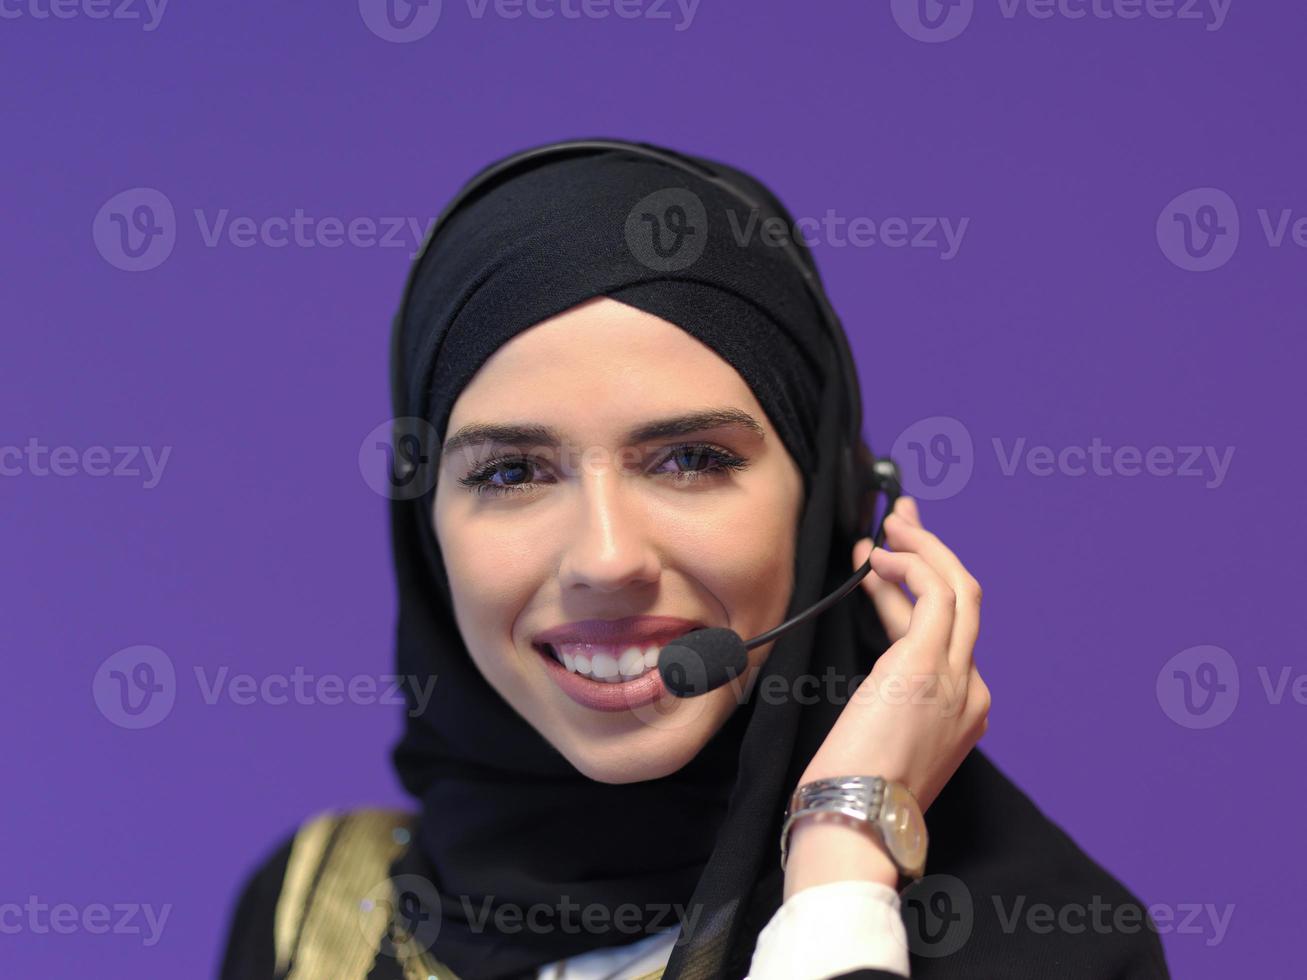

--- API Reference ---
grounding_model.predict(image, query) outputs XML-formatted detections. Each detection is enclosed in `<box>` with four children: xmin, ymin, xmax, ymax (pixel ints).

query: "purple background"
<box><xmin>3</xmin><ymin>1</ymin><xmax>1301</xmax><ymax>976</ymax></box>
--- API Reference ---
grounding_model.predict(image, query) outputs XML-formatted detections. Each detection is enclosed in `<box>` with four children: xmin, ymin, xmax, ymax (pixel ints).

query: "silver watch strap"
<box><xmin>780</xmin><ymin>775</ymin><xmax>890</xmax><ymax>872</ymax></box>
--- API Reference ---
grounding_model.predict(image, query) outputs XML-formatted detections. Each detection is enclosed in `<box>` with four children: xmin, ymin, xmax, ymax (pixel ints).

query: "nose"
<box><xmin>556</xmin><ymin>464</ymin><xmax>660</xmax><ymax>594</ymax></box>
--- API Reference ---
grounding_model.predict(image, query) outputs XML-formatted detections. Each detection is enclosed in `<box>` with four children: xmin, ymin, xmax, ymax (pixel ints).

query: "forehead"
<box><xmin>447</xmin><ymin>297</ymin><xmax>758</xmax><ymax>423</ymax></box>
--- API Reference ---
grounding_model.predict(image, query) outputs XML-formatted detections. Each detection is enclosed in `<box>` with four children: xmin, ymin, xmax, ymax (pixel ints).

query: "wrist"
<box><xmin>782</xmin><ymin>813</ymin><xmax>899</xmax><ymax>902</ymax></box>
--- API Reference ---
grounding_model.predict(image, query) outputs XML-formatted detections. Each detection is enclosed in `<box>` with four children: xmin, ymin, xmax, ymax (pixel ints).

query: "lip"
<box><xmin>533</xmin><ymin>615</ymin><xmax>706</xmax><ymax>648</ymax></box>
<box><xmin>530</xmin><ymin>616</ymin><xmax>706</xmax><ymax>712</ymax></box>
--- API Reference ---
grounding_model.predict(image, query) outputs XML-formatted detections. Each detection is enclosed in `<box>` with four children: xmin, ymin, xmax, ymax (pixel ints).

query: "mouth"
<box><xmin>528</xmin><ymin>616</ymin><xmax>706</xmax><ymax>711</ymax></box>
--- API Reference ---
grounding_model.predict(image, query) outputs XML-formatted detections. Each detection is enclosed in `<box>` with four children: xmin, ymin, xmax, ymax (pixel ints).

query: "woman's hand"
<box><xmin>783</xmin><ymin>497</ymin><xmax>989</xmax><ymax>901</ymax></box>
<box><xmin>799</xmin><ymin>495</ymin><xmax>990</xmax><ymax>812</ymax></box>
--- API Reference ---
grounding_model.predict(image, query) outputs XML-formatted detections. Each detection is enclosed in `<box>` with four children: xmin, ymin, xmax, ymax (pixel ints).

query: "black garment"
<box><xmin>219</xmin><ymin>748</ymin><xmax>1170</xmax><ymax>978</ymax></box>
<box><xmin>219</xmin><ymin>139</ymin><xmax>1170</xmax><ymax>979</ymax></box>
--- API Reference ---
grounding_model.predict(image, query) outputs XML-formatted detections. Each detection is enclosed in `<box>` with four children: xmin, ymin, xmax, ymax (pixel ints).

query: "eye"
<box><xmin>652</xmin><ymin>443</ymin><xmax>750</xmax><ymax>484</ymax></box>
<box><xmin>457</xmin><ymin>443</ymin><xmax>750</xmax><ymax>498</ymax></box>
<box><xmin>458</xmin><ymin>454</ymin><xmax>552</xmax><ymax>497</ymax></box>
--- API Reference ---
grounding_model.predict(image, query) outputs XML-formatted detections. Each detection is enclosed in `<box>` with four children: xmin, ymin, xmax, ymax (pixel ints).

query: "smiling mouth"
<box><xmin>535</xmin><ymin>642</ymin><xmax>662</xmax><ymax>684</ymax></box>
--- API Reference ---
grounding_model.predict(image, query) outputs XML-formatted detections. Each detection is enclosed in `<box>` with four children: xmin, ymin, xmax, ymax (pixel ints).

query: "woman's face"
<box><xmin>434</xmin><ymin>297</ymin><xmax>804</xmax><ymax>784</ymax></box>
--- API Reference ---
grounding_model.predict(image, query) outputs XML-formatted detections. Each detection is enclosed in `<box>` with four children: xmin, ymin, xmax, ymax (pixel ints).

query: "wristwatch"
<box><xmin>780</xmin><ymin>775</ymin><xmax>928</xmax><ymax>891</ymax></box>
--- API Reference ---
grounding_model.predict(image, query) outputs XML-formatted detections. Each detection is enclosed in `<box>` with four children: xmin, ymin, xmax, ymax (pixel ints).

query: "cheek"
<box><xmin>435</xmin><ymin>499</ymin><xmax>539</xmax><ymax>648</ymax></box>
<box><xmin>666</xmin><ymin>480</ymin><xmax>799</xmax><ymax>620</ymax></box>
<box><xmin>696</xmin><ymin>512</ymin><xmax>792</xmax><ymax>581</ymax></box>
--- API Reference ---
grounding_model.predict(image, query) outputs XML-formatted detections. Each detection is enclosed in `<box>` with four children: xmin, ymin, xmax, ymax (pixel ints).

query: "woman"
<box><xmin>220</xmin><ymin>139</ymin><xmax>1170</xmax><ymax>979</ymax></box>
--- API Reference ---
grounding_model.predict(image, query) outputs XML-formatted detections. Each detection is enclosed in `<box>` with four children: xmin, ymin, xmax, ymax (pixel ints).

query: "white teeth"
<box><xmin>618</xmin><ymin>646</ymin><xmax>645</xmax><ymax>678</ymax></box>
<box><xmin>552</xmin><ymin>642</ymin><xmax>662</xmax><ymax>683</ymax></box>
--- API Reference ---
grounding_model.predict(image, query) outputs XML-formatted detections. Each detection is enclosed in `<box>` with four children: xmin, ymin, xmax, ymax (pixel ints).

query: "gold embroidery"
<box><xmin>273</xmin><ymin>810</ymin><xmax>337</xmax><ymax>977</ymax></box>
<box><xmin>272</xmin><ymin>808</ymin><xmax>665</xmax><ymax>980</ymax></box>
<box><xmin>275</xmin><ymin>808</ymin><xmax>466</xmax><ymax>979</ymax></box>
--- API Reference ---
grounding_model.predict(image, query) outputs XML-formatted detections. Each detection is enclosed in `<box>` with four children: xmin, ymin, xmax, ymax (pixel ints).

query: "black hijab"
<box><xmin>386</xmin><ymin>139</ymin><xmax>887</xmax><ymax>980</ymax></box>
<box><xmin>382</xmin><ymin>139</ymin><xmax>1171</xmax><ymax>980</ymax></box>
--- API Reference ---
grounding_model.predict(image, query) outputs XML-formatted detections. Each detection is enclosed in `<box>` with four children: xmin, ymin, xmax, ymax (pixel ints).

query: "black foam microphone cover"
<box><xmin>658</xmin><ymin>627</ymin><xmax>750</xmax><ymax>698</ymax></box>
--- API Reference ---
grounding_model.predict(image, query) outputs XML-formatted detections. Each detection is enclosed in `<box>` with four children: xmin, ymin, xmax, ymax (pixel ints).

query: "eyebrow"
<box><xmin>441</xmin><ymin>408</ymin><xmax>766</xmax><ymax>461</ymax></box>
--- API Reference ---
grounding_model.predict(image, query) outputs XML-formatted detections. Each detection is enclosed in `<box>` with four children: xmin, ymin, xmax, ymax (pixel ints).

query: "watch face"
<box><xmin>879</xmin><ymin>781</ymin><xmax>928</xmax><ymax>874</ymax></box>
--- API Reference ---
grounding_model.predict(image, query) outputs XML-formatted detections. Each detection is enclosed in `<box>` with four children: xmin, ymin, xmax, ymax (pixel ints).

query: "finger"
<box><xmin>869</xmin><ymin>547</ymin><xmax>955</xmax><ymax>667</ymax></box>
<box><xmin>896</xmin><ymin>495</ymin><xmax>922</xmax><ymax>527</ymax></box>
<box><xmin>853</xmin><ymin>537</ymin><xmax>913</xmax><ymax>642</ymax></box>
<box><xmin>883</xmin><ymin>513</ymin><xmax>982</xmax><ymax>669</ymax></box>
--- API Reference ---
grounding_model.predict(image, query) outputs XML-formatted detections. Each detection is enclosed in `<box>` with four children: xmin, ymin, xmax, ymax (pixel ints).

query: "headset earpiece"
<box><xmin>835</xmin><ymin>440</ymin><xmax>877</xmax><ymax>542</ymax></box>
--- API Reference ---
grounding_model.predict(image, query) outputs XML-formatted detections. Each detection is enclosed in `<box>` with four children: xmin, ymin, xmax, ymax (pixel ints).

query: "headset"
<box><xmin>388</xmin><ymin>138</ymin><xmax>902</xmax><ymax>696</ymax></box>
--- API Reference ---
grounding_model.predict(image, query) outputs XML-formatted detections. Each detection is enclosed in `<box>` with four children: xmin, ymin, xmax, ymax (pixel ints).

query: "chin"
<box><xmin>550</xmin><ymin>720</ymin><xmax>715</xmax><ymax>785</ymax></box>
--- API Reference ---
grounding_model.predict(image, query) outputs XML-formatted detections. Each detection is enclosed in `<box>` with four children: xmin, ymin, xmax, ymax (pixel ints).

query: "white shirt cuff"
<box><xmin>746</xmin><ymin>878</ymin><xmax>910</xmax><ymax>980</ymax></box>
